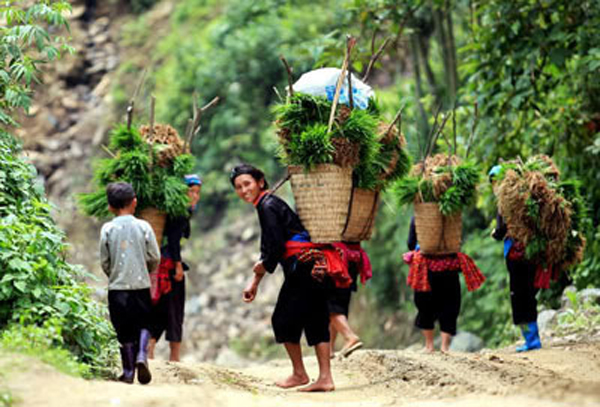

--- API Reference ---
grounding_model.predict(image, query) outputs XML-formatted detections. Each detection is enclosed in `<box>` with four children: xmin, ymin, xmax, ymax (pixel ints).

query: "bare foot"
<box><xmin>298</xmin><ymin>378</ymin><xmax>335</xmax><ymax>392</ymax></box>
<box><xmin>275</xmin><ymin>373</ymin><xmax>309</xmax><ymax>389</ymax></box>
<box><xmin>422</xmin><ymin>346</ymin><xmax>435</xmax><ymax>354</ymax></box>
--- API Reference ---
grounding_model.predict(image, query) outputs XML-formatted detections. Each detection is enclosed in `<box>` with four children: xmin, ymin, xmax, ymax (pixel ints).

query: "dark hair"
<box><xmin>229</xmin><ymin>164</ymin><xmax>269</xmax><ymax>189</ymax></box>
<box><xmin>106</xmin><ymin>182</ymin><xmax>136</xmax><ymax>209</ymax></box>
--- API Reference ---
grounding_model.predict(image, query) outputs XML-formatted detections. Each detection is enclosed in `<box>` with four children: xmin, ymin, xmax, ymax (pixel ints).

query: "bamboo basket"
<box><xmin>289</xmin><ymin>164</ymin><xmax>353</xmax><ymax>243</ymax></box>
<box><xmin>342</xmin><ymin>188</ymin><xmax>380</xmax><ymax>242</ymax></box>
<box><xmin>138</xmin><ymin>207</ymin><xmax>167</xmax><ymax>247</ymax></box>
<box><xmin>414</xmin><ymin>202</ymin><xmax>462</xmax><ymax>255</ymax></box>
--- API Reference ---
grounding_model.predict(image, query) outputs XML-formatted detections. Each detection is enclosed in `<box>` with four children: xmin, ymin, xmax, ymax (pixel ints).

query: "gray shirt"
<box><xmin>99</xmin><ymin>215</ymin><xmax>160</xmax><ymax>291</ymax></box>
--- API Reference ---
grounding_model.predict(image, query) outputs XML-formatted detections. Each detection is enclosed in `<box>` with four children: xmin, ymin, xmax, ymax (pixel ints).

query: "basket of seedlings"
<box><xmin>493</xmin><ymin>155</ymin><xmax>588</xmax><ymax>273</ymax></box>
<box><xmin>394</xmin><ymin>149</ymin><xmax>480</xmax><ymax>255</ymax></box>
<box><xmin>79</xmin><ymin>95</ymin><xmax>218</xmax><ymax>244</ymax></box>
<box><xmin>274</xmin><ymin>39</ymin><xmax>411</xmax><ymax>243</ymax></box>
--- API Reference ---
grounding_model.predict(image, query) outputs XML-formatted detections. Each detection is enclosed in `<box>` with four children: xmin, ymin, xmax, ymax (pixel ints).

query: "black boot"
<box><xmin>118</xmin><ymin>343</ymin><xmax>135</xmax><ymax>384</ymax></box>
<box><xmin>136</xmin><ymin>329</ymin><xmax>152</xmax><ymax>384</ymax></box>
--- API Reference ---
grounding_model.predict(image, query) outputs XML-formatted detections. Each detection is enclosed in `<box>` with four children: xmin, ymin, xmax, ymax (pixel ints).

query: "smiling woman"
<box><xmin>229</xmin><ymin>163</ymin><xmax>335</xmax><ymax>392</ymax></box>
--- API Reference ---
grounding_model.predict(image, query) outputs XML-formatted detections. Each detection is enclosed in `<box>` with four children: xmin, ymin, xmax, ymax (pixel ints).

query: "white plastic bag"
<box><xmin>292</xmin><ymin>68</ymin><xmax>374</xmax><ymax>110</ymax></box>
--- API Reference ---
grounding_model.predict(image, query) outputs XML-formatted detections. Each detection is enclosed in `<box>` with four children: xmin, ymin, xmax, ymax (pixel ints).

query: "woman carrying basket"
<box><xmin>489</xmin><ymin>165</ymin><xmax>542</xmax><ymax>352</ymax></box>
<box><xmin>404</xmin><ymin>217</ymin><xmax>485</xmax><ymax>352</ymax></box>
<box><xmin>231</xmin><ymin>164</ymin><xmax>335</xmax><ymax>392</ymax></box>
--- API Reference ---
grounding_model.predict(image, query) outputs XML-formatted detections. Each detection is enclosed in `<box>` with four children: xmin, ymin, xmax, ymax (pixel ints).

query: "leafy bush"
<box><xmin>79</xmin><ymin>124</ymin><xmax>194</xmax><ymax>219</ymax></box>
<box><xmin>0</xmin><ymin>131</ymin><xmax>118</xmax><ymax>377</ymax></box>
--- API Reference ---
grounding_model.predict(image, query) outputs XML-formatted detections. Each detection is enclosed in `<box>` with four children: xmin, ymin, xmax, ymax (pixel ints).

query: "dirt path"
<box><xmin>3</xmin><ymin>340</ymin><xmax>600</xmax><ymax>407</ymax></box>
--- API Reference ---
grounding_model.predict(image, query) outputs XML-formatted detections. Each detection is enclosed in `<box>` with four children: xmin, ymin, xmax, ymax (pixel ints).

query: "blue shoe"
<box><xmin>516</xmin><ymin>322</ymin><xmax>542</xmax><ymax>352</ymax></box>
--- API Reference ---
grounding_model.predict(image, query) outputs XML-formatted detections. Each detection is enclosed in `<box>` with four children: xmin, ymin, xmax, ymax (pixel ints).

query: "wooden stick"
<box><xmin>425</xmin><ymin>111</ymin><xmax>452</xmax><ymax>162</ymax></box>
<box><xmin>386</xmin><ymin>105</ymin><xmax>405</xmax><ymax>137</ymax></box>
<box><xmin>327</xmin><ymin>38</ymin><xmax>356</xmax><ymax>133</ymax></box>
<box><xmin>273</xmin><ymin>86</ymin><xmax>283</xmax><ymax>102</ymax></box>
<box><xmin>101</xmin><ymin>144</ymin><xmax>116</xmax><ymax>158</ymax></box>
<box><xmin>423</xmin><ymin>103</ymin><xmax>443</xmax><ymax>162</ymax></box>
<box><xmin>126</xmin><ymin>68</ymin><xmax>148</xmax><ymax>129</ymax></box>
<box><xmin>346</xmin><ymin>35</ymin><xmax>356</xmax><ymax>110</ymax></box>
<box><xmin>149</xmin><ymin>95</ymin><xmax>156</xmax><ymax>138</ymax></box>
<box><xmin>269</xmin><ymin>171</ymin><xmax>291</xmax><ymax>195</ymax></box>
<box><xmin>452</xmin><ymin>102</ymin><xmax>457</xmax><ymax>155</ymax></box>
<box><xmin>362</xmin><ymin>36</ymin><xmax>391</xmax><ymax>83</ymax></box>
<box><xmin>465</xmin><ymin>102</ymin><xmax>479</xmax><ymax>158</ymax></box>
<box><xmin>184</xmin><ymin>96</ymin><xmax>221</xmax><ymax>152</ymax></box>
<box><xmin>280</xmin><ymin>55</ymin><xmax>294</xmax><ymax>99</ymax></box>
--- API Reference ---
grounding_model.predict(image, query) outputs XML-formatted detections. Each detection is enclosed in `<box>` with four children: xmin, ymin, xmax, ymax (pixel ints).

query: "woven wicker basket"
<box><xmin>414</xmin><ymin>202</ymin><xmax>462</xmax><ymax>255</ymax></box>
<box><xmin>342</xmin><ymin>188</ymin><xmax>380</xmax><ymax>242</ymax></box>
<box><xmin>289</xmin><ymin>164</ymin><xmax>353</xmax><ymax>243</ymax></box>
<box><xmin>138</xmin><ymin>207</ymin><xmax>167</xmax><ymax>246</ymax></box>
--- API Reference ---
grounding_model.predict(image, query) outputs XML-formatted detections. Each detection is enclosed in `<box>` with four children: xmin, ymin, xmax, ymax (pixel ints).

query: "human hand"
<box><xmin>174</xmin><ymin>262</ymin><xmax>185</xmax><ymax>282</ymax></box>
<box><xmin>253</xmin><ymin>261</ymin><xmax>266</xmax><ymax>276</ymax></box>
<box><xmin>242</xmin><ymin>280</ymin><xmax>258</xmax><ymax>303</ymax></box>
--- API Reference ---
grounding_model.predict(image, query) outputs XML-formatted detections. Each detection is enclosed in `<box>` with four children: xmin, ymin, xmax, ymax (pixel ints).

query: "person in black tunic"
<box><xmin>407</xmin><ymin>217</ymin><xmax>462</xmax><ymax>352</ymax></box>
<box><xmin>231</xmin><ymin>164</ymin><xmax>334</xmax><ymax>392</ymax></box>
<box><xmin>148</xmin><ymin>174</ymin><xmax>202</xmax><ymax>361</ymax></box>
<box><xmin>490</xmin><ymin>166</ymin><xmax>541</xmax><ymax>352</ymax></box>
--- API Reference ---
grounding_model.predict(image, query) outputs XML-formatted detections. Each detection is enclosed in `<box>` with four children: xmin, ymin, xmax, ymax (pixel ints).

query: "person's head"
<box><xmin>230</xmin><ymin>164</ymin><xmax>269</xmax><ymax>204</ymax></box>
<box><xmin>488</xmin><ymin>165</ymin><xmax>502</xmax><ymax>184</ymax></box>
<box><xmin>184</xmin><ymin>174</ymin><xmax>202</xmax><ymax>210</ymax></box>
<box><xmin>106</xmin><ymin>182</ymin><xmax>137</xmax><ymax>215</ymax></box>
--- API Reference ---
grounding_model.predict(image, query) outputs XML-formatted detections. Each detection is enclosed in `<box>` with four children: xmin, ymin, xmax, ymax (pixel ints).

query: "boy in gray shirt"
<box><xmin>100</xmin><ymin>182</ymin><xmax>160</xmax><ymax>384</ymax></box>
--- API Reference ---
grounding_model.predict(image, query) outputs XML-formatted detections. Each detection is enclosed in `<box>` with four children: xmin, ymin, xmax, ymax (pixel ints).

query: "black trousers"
<box><xmin>272</xmin><ymin>258</ymin><xmax>330</xmax><ymax>347</ymax></box>
<box><xmin>506</xmin><ymin>258</ymin><xmax>539</xmax><ymax>325</ymax></box>
<box><xmin>149</xmin><ymin>277</ymin><xmax>186</xmax><ymax>342</ymax></box>
<box><xmin>108</xmin><ymin>289</ymin><xmax>152</xmax><ymax>344</ymax></box>
<box><xmin>414</xmin><ymin>270</ymin><xmax>461</xmax><ymax>335</ymax></box>
<box><xmin>327</xmin><ymin>263</ymin><xmax>359</xmax><ymax>317</ymax></box>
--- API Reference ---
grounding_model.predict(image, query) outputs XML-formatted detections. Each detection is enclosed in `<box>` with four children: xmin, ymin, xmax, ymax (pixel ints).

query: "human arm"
<box><xmin>258</xmin><ymin>200</ymin><xmax>287</xmax><ymax>273</ymax></box>
<box><xmin>491</xmin><ymin>212</ymin><xmax>507</xmax><ymax>241</ymax></box>
<box><xmin>165</xmin><ymin>217</ymin><xmax>188</xmax><ymax>281</ymax></box>
<box><xmin>242</xmin><ymin>262</ymin><xmax>266</xmax><ymax>303</ymax></box>
<box><xmin>145</xmin><ymin>224</ymin><xmax>161</xmax><ymax>273</ymax></box>
<box><xmin>99</xmin><ymin>226</ymin><xmax>111</xmax><ymax>277</ymax></box>
<box><xmin>407</xmin><ymin>216</ymin><xmax>418</xmax><ymax>251</ymax></box>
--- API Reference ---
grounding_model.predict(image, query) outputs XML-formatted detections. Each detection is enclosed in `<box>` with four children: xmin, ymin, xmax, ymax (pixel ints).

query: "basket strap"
<box><xmin>341</xmin><ymin>186</ymin><xmax>357</xmax><ymax>236</ymax></box>
<box><xmin>359</xmin><ymin>190</ymin><xmax>379</xmax><ymax>239</ymax></box>
<box><xmin>438</xmin><ymin>213</ymin><xmax>447</xmax><ymax>251</ymax></box>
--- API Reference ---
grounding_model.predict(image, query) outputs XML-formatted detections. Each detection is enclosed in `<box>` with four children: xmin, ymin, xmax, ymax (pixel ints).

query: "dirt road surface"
<box><xmin>4</xmin><ymin>340</ymin><xmax>600</xmax><ymax>407</ymax></box>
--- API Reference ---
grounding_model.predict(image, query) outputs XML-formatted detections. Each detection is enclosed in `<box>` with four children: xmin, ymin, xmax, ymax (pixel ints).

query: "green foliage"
<box><xmin>0</xmin><ymin>319</ymin><xmax>89</xmax><ymax>377</ymax></box>
<box><xmin>286</xmin><ymin>124</ymin><xmax>334</xmax><ymax>168</ymax></box>
<box><xmin>393</xmin><ymin>162</ymin><xmax>480</xmax><ymax>215</ymax></box>
<box><xmin>79</xmin><ymin>124</ymin><xmax>195</xmax><ymax>219</ymax></box>
<box><xmin>0</xmin><ymin>1</ymin><xmax>74</xmax><ymax>126</ymax></box>
<box><xmin>556</xmin><ymin>294</ymin><xmax>600</xmax><ymax>337</ymax></box>
<box><xmin>129</xmin><ymin>0</ymin><xmax>159</xmax><ymax>14</ymax></box>
<box><xmin>437</xmin><ymin>163</ymin><xmax>480</xmax><ymax>215</ymax></box>
<box><xmin>0</xmin><ymin>132</ymin><xmax>118</xmax><ymax>377</ymax></box>
<box><xmin>273</xmin><ymin>93</ymin><xmax>332</xmax><ymax>134</ymax></box>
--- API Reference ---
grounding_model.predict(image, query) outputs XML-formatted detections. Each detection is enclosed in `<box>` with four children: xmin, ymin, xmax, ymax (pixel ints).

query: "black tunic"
<box><xmin>256</xmin><ymin>193</ymin><xmax>306</xmax><ymax>273</ymax></box>
<box><xmin>255</xmin><ymin>193</ymin><xmax>329</xmax><ymax>346</ymax></box>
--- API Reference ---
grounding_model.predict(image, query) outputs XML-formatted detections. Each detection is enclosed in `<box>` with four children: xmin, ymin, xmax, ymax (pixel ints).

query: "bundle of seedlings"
<box><xmin>275</xmin><ymin>92</ymin><xmax>410</xmax><ymax>191</ymax></box>
<box><xmin>79</xmin><ymin>123</ymin><xmax>195</xmax><ymax>243</ymax></box>
<box><xmin>494</xmin><ymin>155</ymin><xmax>588</xmax><ymax>271</ymax></box>
<box><xmin>394</xmin><ymin>152</ymin><xmax>480</xmax><ymax>254</ymax></box>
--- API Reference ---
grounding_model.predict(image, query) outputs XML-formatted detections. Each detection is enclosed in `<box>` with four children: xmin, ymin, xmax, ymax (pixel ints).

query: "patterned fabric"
<box><xmin>284</xmin><ymin>241</ymin><xmax>353</xmax><ymax>288</ymax></box>
<box><xmin>404</xmin><ymin>251</ymin><xmax>486</xmax><ymax>292</ymax></box>
<box><xmin>150</xmin><ymin>257</ymin><xmax>174</xmax><ymax>305</ymax></box>
<box><xmin>507</xmin><ymin>241</ymin><xmax>526</xmax><ymax>261</ymax></box>
<box><xmin>332</xmin><ymin>242</ymin><xmax>373</xmax><ymax>284</ymax></box>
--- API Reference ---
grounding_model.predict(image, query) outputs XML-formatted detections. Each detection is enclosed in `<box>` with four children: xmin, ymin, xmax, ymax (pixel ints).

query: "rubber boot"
<box><xmin>118</xmin><ymin>343</ymin><xmax>135</xmax><ymax>384</ymax></box>
<box><xmin>136</xmin><ymin>329</ymin><xmax>152</xmax><ymax>384</ymax></box>
<box><xmin>516</xmin><ymin>321</ymin><xmax>542</xmax><ymax>352</ymax></box>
